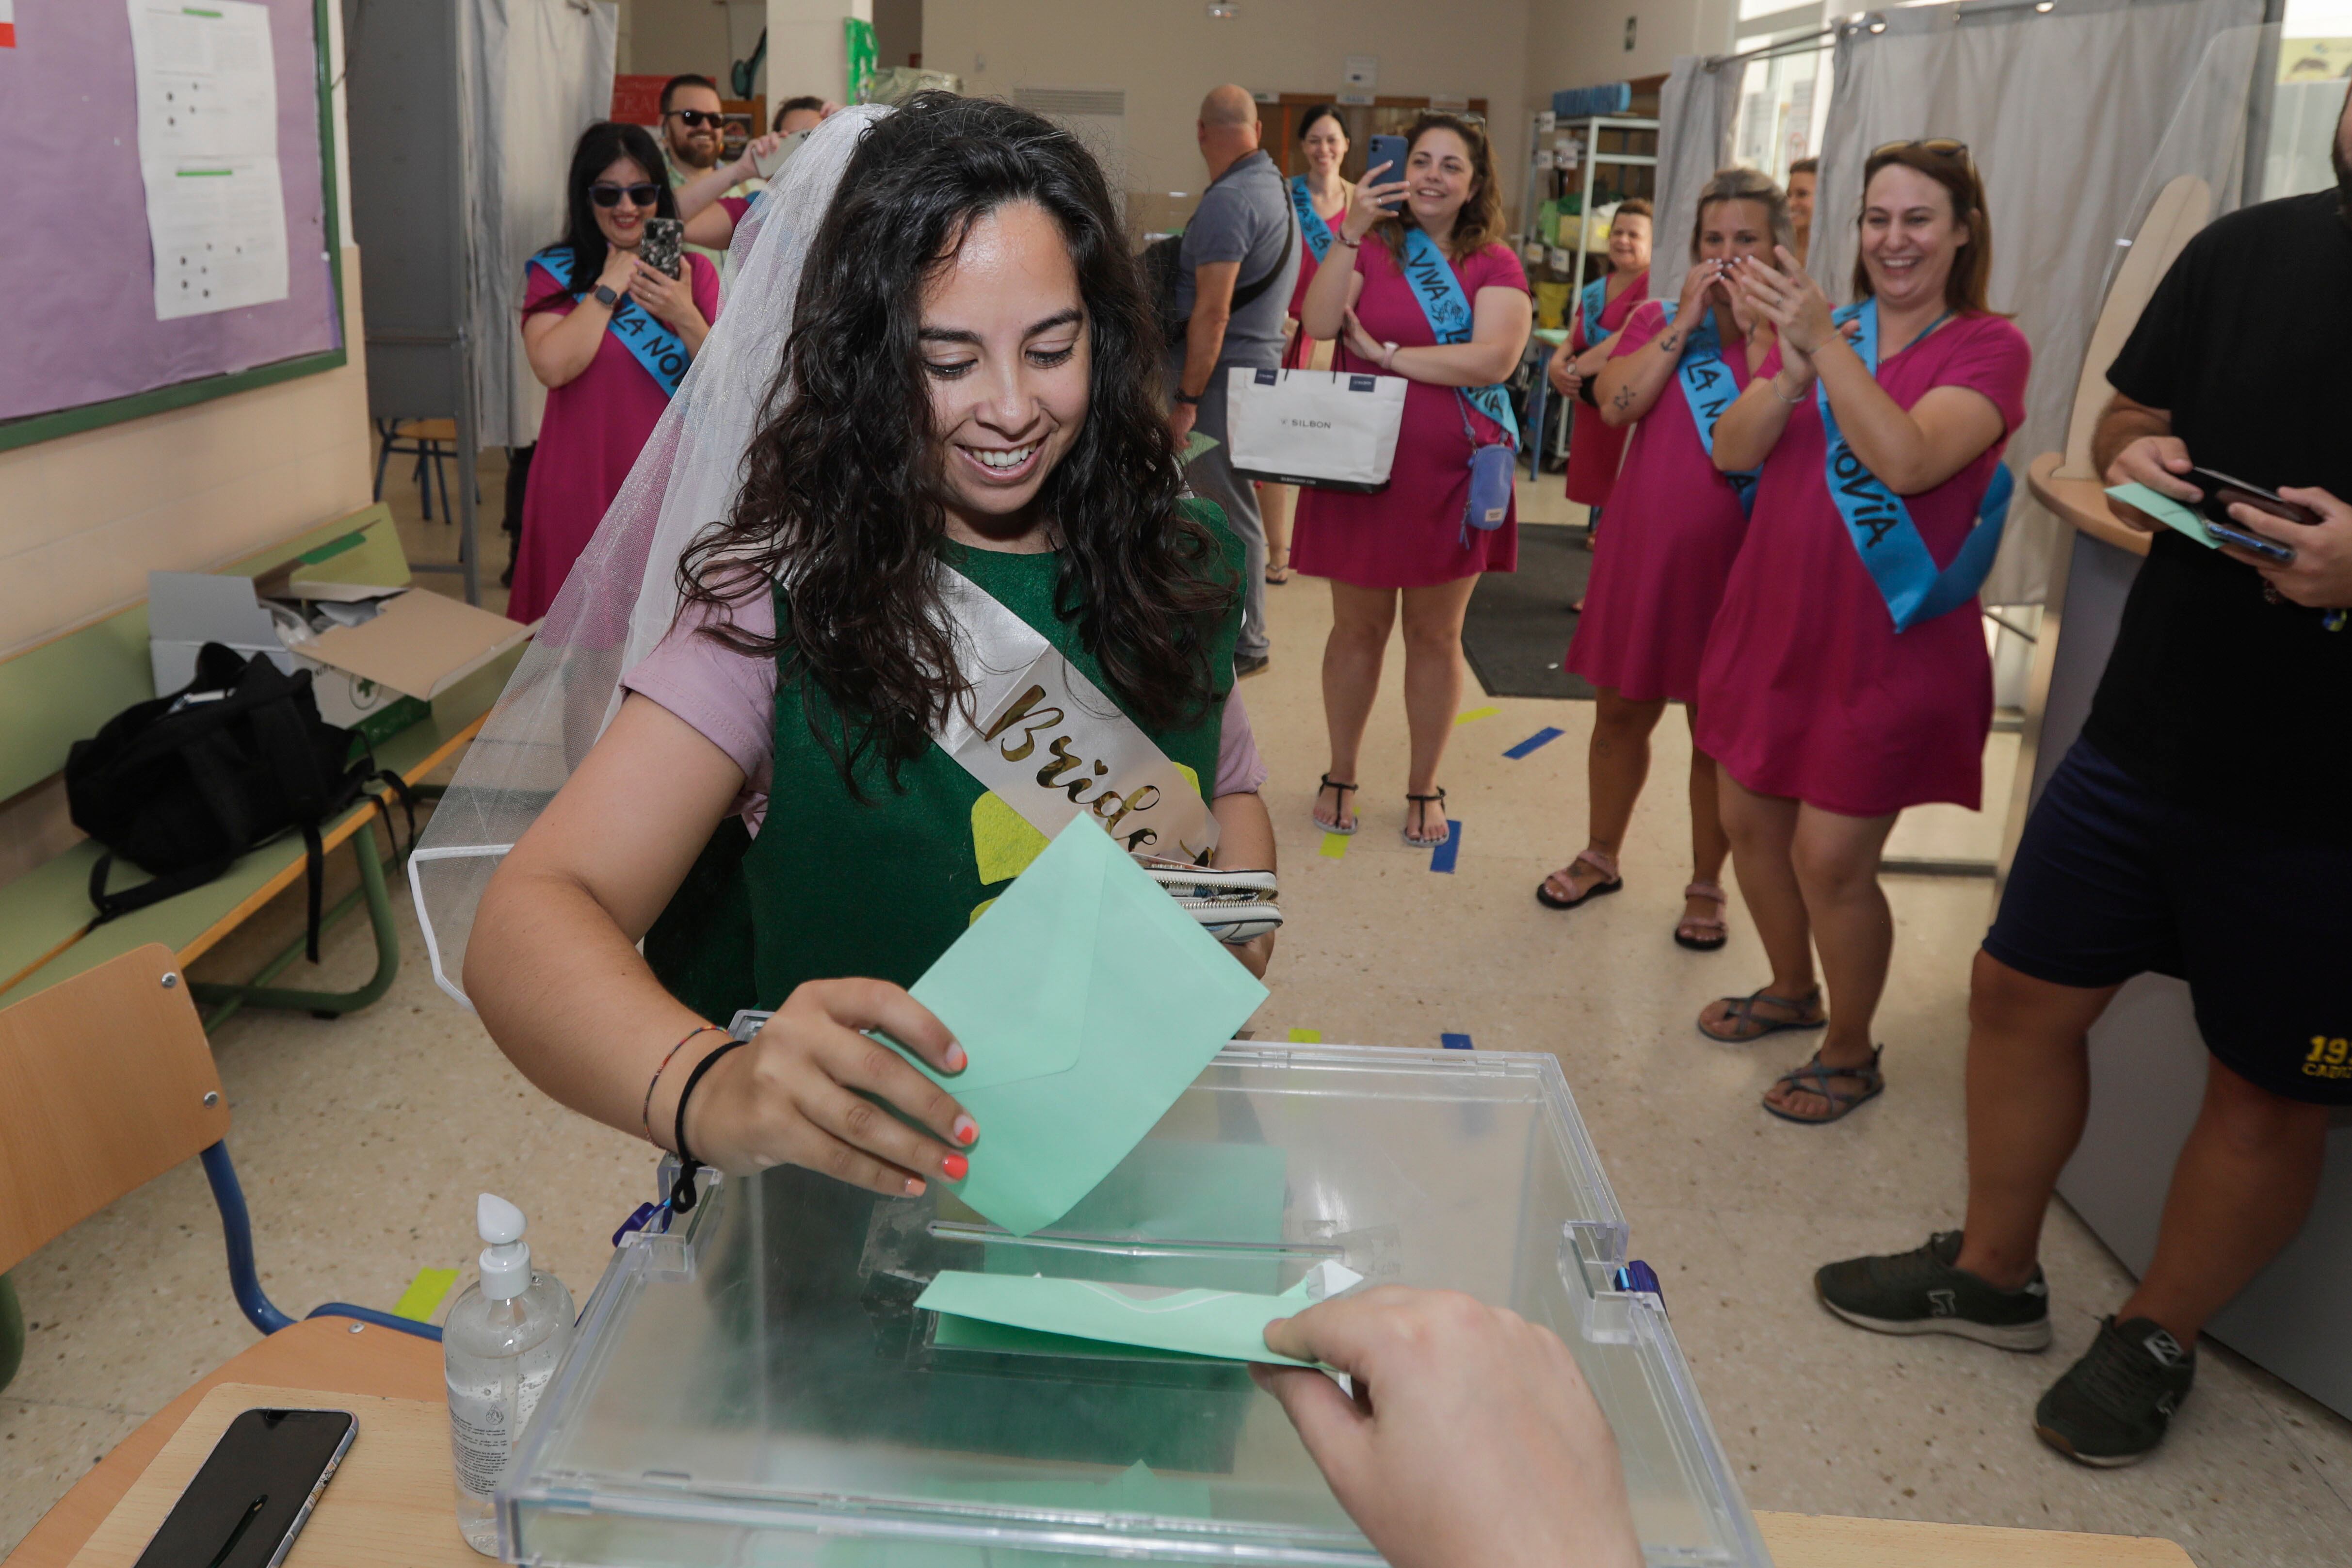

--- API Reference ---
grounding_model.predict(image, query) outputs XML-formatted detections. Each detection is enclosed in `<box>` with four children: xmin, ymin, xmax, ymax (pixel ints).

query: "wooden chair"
<box><xmin>0</xmin><ymin>944</ymin><xmax>441</xmax><ymax>1400</ymax></box>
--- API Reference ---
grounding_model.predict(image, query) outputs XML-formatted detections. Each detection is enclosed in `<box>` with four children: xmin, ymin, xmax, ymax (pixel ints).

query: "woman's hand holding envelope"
<box><xmin>682</xmin><ymin>978</ymin><xmax>981</xmax><ymax>1197</ymax></box>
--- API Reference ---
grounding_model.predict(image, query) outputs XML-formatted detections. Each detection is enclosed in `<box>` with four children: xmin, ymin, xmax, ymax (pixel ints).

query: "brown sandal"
<box><xmin>1537</xmin><ymin>848</ymin><xmax>1621</xmax><ymax>909</ymax></box>
<box><xmin>1675</xmin><ymin>881</ymin><xmax>1729</xmax><ymax>951</ymax></box>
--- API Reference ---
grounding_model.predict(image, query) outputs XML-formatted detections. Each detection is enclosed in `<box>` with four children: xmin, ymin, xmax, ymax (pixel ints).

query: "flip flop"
<box><xmin>1313</xmin><ymin>774</ymin><xmax>1359</xmax><ymax>835</ymax></box>
<box><xmin>1537</xmin><ymin>848</ymin><xmax>1621</xmax><ymax>909</ymax></box>
<box><xmin>1403</xmin><ymin>788</ymin><xmax>1449</xmax><ymax>847</ymax></box>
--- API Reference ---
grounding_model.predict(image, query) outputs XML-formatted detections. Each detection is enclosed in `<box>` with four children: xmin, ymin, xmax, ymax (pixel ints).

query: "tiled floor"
<box><xmin>5</xmin><ymin>480</ymin><xmax>2349</xmax><ymax>1564</ymax></box>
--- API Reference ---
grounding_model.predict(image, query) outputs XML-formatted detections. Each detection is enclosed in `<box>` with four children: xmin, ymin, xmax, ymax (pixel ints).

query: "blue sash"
<box><xmin>1398</xmin><ymin>227</ymin><xmax>1518</xmax><ymax>447</ymax></box>
<box><xmin>1657</xmin><ymin>303</ymin><xmax>1758</xmax><ymax>517</ymax></box>
<box><xmin>1579</xmin><ymin>276</ymin><xmax>1609</xmax><ymax>343</ymax></box>
<box><xmin>527</xmin><ymin>245</ymin><xmax>692</xmax><ymax>399</ymax></box>
<box><xmin>1289</xmin><ymin>177</ymin><xmax>1334</xmax><ymax>266</ymax></box>
<box><xmin>1817</xmin><ymin>300</ymin><xmax>2015</xmax><ymax>632</ymax></box>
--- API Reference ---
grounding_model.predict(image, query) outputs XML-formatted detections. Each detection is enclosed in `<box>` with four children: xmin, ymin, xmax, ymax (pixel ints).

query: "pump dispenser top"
<box><xmin>476</xmin><ymin>1192</ymin><xmax>531</xmax><ymax>1301</ymax></box>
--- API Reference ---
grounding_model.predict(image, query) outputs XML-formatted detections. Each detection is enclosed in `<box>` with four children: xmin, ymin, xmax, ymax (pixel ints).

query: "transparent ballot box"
<box><xmin>503</xmin><ymin>1045</ymin><xmax>1771</xmax><ymax>1566</ymax></box>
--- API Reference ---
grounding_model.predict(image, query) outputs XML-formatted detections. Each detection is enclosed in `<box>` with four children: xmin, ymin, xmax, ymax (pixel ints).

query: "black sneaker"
<box><xmin>1233</xmin><ymin>652</ymin><xmax>1270</xmax><ymax>679</ymax></box>
<box><xmin>1814</xmin><ymin>1230</ymin><xmax>2053</xmax><ymax>1350</ymax></box>
<box><xmin>2034</xmin><ymin>1315</ymin><xmax>2195</xmax><ymax>1467</ymax></box>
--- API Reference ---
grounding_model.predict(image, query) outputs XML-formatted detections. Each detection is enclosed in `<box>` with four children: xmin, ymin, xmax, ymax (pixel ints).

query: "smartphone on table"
<box><xmin>2189</xmin><ymin>466</ymin><xmax>2316</xmax><ymax>564</ymax></box>
<box><xmin>132</xmin><ymin>1407</ymin><xmax>355</xmax><ymax>1568</ymax></box>
<box><xmin>639</xmin><ymin>217</ymin><xmax>683</xmax><ymax>279</ymax></box>
<box><xmin>1367</xmin><ymin>134</ymin><xmax>1411</xmax><ymax>210</ymax></box>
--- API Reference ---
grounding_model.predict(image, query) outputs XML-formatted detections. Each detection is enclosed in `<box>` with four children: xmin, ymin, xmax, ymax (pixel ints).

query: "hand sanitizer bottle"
<box><xmin>445</xmin><ymin>1193</ymin><xmax>575</xmax><ymax>1555</ymax></box>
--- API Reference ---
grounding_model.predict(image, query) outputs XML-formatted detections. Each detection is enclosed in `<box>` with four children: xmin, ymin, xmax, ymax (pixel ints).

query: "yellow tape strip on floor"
<box><xmin>1287</xmin><ymin>1028</ymin><xmax>1322</xmax><ymax>1044</ymax></box>
<box><xmin>393</xmin><ymin>1266</ymin><xmax>461</xmax><ymax>1323</ymax></box>
<box><xmin>1319</xmin><ymin>832</ymin><xmax>1350</xmax><ymax>859</ymax></box>
<box><xmin>1454</xmin><ymin>705</ymin><xmax>1500</xmax><ymax>726</ymax></box>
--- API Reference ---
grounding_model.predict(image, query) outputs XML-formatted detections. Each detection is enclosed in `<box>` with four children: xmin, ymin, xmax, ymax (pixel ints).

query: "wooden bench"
<box><xmin>0</xmin><ymin>503</ymin><xmax>523</xmax><ymax>1022</ymax></box>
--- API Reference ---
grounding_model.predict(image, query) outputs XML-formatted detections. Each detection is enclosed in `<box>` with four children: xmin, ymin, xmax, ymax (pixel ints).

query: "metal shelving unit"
<box><xmin>1518</xmin><ymin>112</ymin><xmax>1659</xmax><ymax>470</ymax></box>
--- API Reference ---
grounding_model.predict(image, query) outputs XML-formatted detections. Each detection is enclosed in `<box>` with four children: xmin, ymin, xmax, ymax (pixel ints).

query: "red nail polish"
<box><xmin>953</xmin><ymin>1115</ymin><xmax>978</xmax><ymax>1146</ymax></box>
<box><xmin>904</xmin><ymin>1176</ymin><xmax>926</xmax><ymax>1196</ymax></box>
<box><xmin>942</xmin><ymin>1153</ymin><xmax>969</xmax><ymax>1180</ymax></box>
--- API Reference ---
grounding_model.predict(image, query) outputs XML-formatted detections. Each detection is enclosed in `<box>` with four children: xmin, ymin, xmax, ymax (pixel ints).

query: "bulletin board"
<box><xmin>0</xmin><ymin>0</ymin><xmax>342</xmax><ymax>452</ymax></box>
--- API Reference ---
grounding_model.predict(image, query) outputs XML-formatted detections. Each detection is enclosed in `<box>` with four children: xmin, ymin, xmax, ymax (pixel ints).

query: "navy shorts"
<box><xmin>1984</xmin><ymin>738</ymin><xmax>2352</xmax><ymax>1104</ymax></box>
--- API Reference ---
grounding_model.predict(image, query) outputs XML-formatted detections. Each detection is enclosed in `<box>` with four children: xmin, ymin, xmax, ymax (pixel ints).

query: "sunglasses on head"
<box><xmin>666</xmin><ymin>109</ymin><xmax>723</xmax><ymax>129</ymax></box>
<box><xmin>589</xmin><ymin>182</ymin><xmax>662</xmax><ymax>208</ymax></box>
<box><xmin>1870</xmin><ymin>137</ymin><xmax>1970</xmax><ymax>163</ymax></box>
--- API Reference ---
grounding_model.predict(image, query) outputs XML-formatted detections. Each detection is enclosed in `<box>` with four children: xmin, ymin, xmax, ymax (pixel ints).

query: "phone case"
<box><xmin>640</xmin><ymin>219</ymin><xmax>682</xmax><ymax>279</ymax></box>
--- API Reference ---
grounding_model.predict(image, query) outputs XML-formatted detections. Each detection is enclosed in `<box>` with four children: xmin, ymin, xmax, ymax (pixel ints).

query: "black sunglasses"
<box><xmin>589</xmin><ymin>182</ymin><xmax>662</xmax><ymax>208</ymax></box>
<box><xmin>1870</xmin><ymin>137</ymin><xmax>1970</xmax><ymax>163</ymax></box>
<box><xmin>665</xmin><ymin>109</ymin><xmax>723</xmax><ymax>129</ymax></box>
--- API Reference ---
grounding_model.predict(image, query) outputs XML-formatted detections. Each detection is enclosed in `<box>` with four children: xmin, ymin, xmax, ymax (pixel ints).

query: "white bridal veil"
<box><xmin>407</xmin><ymin>104</ymin><xmax>891</xmax><ymax>1006</ymax></box>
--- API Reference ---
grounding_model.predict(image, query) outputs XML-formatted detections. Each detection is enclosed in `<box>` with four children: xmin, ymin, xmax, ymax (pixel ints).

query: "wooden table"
<box><xmin>11</xmin><ymin>1317</ymin><xmax>2192</xmax><ymax>1568</ymax></box>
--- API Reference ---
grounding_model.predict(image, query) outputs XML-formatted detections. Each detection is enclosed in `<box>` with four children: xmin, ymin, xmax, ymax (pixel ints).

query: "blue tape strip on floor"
<box><xmin>1441</xmin><ymin>1032</ymin><xmax>1474</xmax><ymax>1050</ymax></box>
<box><xmin>1504</xmin><ymin>727</ymin><xmax>1564</xmax><ymax>759</ymax></box>
<box><xmin>1429</xmin><ymin>819</ymin><xmax>1462</xmax><ymax>873</ymax></box>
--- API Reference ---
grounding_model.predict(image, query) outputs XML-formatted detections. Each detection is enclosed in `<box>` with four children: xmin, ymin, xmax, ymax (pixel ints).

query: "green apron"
<box><xmin>646</xmin><ymin>507</ymin><xmax>1240</xmax><ymax>1022</ymax></box>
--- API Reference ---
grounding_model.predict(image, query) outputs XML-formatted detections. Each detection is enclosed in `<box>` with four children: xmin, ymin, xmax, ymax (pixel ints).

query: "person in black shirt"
<box><xmin>1814</xmin><ymin>90</ymin><xmax>2352</xmax><ymax>1468</ymax></box>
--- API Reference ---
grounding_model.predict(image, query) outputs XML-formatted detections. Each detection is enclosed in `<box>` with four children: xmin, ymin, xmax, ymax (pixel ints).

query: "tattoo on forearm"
<box><xmin>1659</xmin><ymin>330</ymin><xmax>1683</xmax><ymax>353</ymax></box>
<box><xmin>1611</xmin><ymin>384</ymin><xmax>1635</xmax><ymax>412</ymax></box>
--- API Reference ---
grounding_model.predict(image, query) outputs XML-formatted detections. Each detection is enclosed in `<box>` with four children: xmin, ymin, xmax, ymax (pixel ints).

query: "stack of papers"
<box><xmin>918</xmin><ymin>1261</ymin><xmax>1364</xmax><ymax>1367</ymax></box>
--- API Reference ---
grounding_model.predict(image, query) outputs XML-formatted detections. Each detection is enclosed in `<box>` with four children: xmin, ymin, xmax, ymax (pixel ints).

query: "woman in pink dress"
<box><xmin>1695</xmin><ymin>144</ymin><xmax>2030</xmax><ymax>1124</ymax></box>
<box><xmin>1541</xmin><ymin>170</ymin><xmax>1788</xmax><ymax>950</ymax></box>
<box><xmin>1262</xmin><ymin>105</ymin><xmax>1355</xmax><ymax>586</ymax></box>
<box><xmin>512</xmin><ymin>122</ymin><xmax>720</xmax><ymax>626</ymax></box>
<box><xmin>1292</xmin><ymin>114</ymin><xmax>1533</xmax><ymax>846</ymax></box>
<box><xmin>1548</xmin><ymin>201</ymin><xmax>1653</xmax><ymax>529</ymax></box>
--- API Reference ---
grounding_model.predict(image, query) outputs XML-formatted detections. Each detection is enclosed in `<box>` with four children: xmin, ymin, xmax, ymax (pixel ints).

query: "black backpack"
<box><xmin>65</xmin><ymin>642</ymin><xmax>413</xmax><ymax>962</ymax></box>
<box><xmin>1143</xmin><ymin>165</ymin><xmax>1297</xmax><ymax>349</ymax></box>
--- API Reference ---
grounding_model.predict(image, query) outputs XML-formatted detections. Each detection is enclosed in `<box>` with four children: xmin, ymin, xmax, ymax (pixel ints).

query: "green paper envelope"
<box><xmin>917</xmin><ymin>1264</ymin><xmax>1347</xmax><ymax>1366</ymax></box>
<box><xmin>2105</xmin><ymin>482</ymin><xmax>2215</xmax><ymax>547</ymax></box>
<box><xmin>891</xmin><ymin>816</ymin><xmax>1269</xmax><ymax>1235</ymax></box>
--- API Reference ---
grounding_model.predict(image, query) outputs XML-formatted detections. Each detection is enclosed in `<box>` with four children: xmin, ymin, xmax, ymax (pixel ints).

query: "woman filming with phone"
<box><xmin>512</xmin><ymin>121</ymin><xmax>718</xmax><ymax>626</ymax></box>
<box><xmin>1691</xmin><ymin>141</ymin><xmax>2029</xmax><ymax>1124</ymax></box>
<box><xmin>1290</xmin><ymin>113</ymin><xmax>1533</xmax><ymax>848</ymax></box>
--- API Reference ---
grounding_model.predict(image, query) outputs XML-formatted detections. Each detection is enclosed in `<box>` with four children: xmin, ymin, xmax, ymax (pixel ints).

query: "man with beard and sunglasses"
<box><xmin>659</xmin><ymin>74</ymin><xmax>755</xmax><ymax>280</ymax></box>
<box><xmin>1815</xmin><ymin>89</ymin><xmax>2352</xmax><ymax>1468</ymax></box>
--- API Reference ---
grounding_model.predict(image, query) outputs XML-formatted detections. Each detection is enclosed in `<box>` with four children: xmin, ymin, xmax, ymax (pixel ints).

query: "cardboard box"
<box><xmin>148</xmin><ymin>571</ymin><xmax>532</xmax><ymax>748</ymax></box>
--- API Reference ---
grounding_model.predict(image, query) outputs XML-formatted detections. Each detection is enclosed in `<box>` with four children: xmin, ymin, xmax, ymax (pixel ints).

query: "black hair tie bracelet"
<box><xmin>669</xmin><ymin>1038</ymin><xmax>745</xmax><ymax>1213</ymax></box>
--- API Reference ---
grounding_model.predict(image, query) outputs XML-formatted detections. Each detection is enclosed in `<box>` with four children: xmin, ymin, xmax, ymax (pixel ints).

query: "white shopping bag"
<box><xmin>1223</xmin><ymin>366</ymin><xmax>1407</xmax><ymax>492</ymax></box>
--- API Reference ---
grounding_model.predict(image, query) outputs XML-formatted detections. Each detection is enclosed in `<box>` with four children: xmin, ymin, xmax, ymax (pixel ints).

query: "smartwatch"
<box><xmin>593</xmin><ymin>283</ymin><xmax>620</xmax><ymax>308</ymax></box>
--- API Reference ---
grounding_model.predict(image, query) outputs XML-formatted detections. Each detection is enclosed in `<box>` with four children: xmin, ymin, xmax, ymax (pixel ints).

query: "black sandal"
<box><xmin>1314</xmin><ymin>774</ymin><xmax>1360</xmax><ymax>835</ymax></box>
<box><xmin>1403</xmin><ymin>788</ymin><xmax>1449</xmax><ymax>847</ymax></box>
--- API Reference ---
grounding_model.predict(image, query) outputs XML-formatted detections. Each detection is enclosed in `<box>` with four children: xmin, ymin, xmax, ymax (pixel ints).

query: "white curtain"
<box><xmin>1810</xmin><ymin>0</ymin><xmax>2266</xmax><ymax>605</ymax></box>
<box><xmin>465</xmin><ymin>0</ymin><xmax>619</xmax><ymax>451</ymax></box>
<box><xmin>1649</xmin><ymin>56</ymin><xmax>1745</xmax><ymax>301</ymax></box>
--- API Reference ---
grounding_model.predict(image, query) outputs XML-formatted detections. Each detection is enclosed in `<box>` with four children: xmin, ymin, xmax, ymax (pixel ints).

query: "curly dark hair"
<box><xmin>680</xmin><ymin>93</ymin><xmax>1233</xmax><ymax>789</ymax></box>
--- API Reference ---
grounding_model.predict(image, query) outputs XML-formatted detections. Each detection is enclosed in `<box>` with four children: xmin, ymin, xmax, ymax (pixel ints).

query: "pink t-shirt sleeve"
<box><xmin>1611</xmin><ymin>299</ymin><xmax>1667</xmax><ymax>359</ymax></box>
<box><xmin>620</xmin><ymin>583</ymin><xmax>777</xmax><ymax>831</ymax></box>
<box><xmin>1213</xmin><ymin>689</ymin><xmax>1268</xmax><ymax>797</ymax></box>
<box><xmin>618</xmin><ymin>587</ymin><xmax>1268</xmax><ymax>828</ymax></box>
<box><xmin>521</xmin><ymin>259</ymin><xmax>574</xmax><ymax>316</ymax></box>
<box><xmin>1935</xmin><ymin>316</ymin><xmax>2031</xmax><ymax>436</ymax></box>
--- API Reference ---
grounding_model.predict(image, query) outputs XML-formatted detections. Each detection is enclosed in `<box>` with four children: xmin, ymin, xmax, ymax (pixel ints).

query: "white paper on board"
<box><xmin>127</xmin><ymin>0</ymin><xmax>289</xmax><ymax>320</ymax></box>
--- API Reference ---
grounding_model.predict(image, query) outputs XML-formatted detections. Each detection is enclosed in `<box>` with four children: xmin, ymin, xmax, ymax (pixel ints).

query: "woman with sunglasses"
<box><xmin>1692</xmin><ymin>141</ymin><xmax>2029</xmax><ymax>1124</ymax></box>
<box><xmin>512</xmin><ymin>121</ymin><xmax>719</xmax><ymax>625</ymax></box>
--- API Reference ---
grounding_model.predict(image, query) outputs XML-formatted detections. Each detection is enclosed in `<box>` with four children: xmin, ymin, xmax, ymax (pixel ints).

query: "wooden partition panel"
<box><xmin>0</xmin><ymin>944</ymin><xmax>228</xmax><ymax>1273</ymax></box>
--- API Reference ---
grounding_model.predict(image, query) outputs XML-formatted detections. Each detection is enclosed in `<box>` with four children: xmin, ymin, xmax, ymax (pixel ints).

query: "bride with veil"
<box><xmin>408</xmin><ymin>94</ymin><xmax>1275</xmax><ymax>1202</ymax></box>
